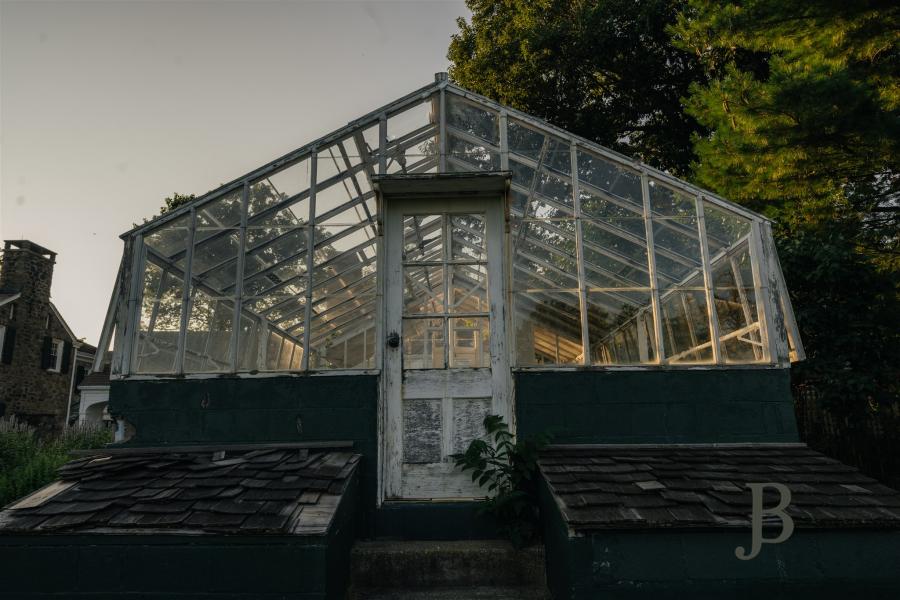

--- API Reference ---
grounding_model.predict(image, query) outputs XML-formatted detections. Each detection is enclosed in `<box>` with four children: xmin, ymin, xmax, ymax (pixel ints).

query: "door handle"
<box><xmin>386</xmin><ymin>332</ymin><xmax>400</xmax><ymax>348</ymax></box>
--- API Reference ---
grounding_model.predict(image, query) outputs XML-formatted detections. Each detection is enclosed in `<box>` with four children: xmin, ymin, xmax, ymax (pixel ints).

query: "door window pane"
<box><xmin>450</xmin><ymin>214</ymin><xmax>486</xmax><ymax>261</ymax></box>
<box><xmin>449</xmin><ymin>264</ymin><xmax>488</xmax><ymax>314</ymax></box>
<box><xmin>449</xmin><ymin>317</ymin><xmax>490</xmax><ymax>368</ymax></box>
<box><xmin>404</xmin><ymin>266</ymin><xmax>445</xmax><ymax>314</ymax></box>
<box><xmin>403</xmin><ymin>318</ymin><xmax>446</xmax><ymax>369</ymax></box>
<box><xmin>403</xmin><ymin>215</ymin><xmax>443</xmax><ymax>262</ymax></box>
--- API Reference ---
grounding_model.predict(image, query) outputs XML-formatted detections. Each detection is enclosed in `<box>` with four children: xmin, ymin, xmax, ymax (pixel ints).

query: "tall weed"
<box><xmin>0</xmin><ymin>417</ymin><xmax>112</xmax><ymax>506</ymax></box>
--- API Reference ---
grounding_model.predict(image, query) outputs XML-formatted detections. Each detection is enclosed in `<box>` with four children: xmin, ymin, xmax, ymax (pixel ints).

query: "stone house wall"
<box><xmin>0</xmin><ymin>241</ymin><xmax>85</xmax><ymax>433</ymax></box>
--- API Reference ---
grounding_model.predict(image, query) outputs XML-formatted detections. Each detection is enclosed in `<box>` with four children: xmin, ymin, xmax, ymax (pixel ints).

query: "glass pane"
<box><xmin>403</xmin><ymin>317</ymin><xmax>445</xmax><ymax>369</ymax></box>
<box><xmin>133</xmin><ymin>264</ymin><xmax>183</xmax><ymax>374</ymax></box>
<box><xmin>580</xmin><ymin>215</ymin><xmax>648</xmax><ymax>288</ymax></box>
<box><xmin>576</xmin><ymin>150</ymin><xmax>643</xmax><ymax>212</ymax></box>
<box><xmin>313</xmin><ymin>225</ymin><xmax>377</xmax><ymax>275</ymax></box>
<box><xmin>510</xmin><ymin>159</ymin><xmax>536</xmax><ymax>192</ymax></box>
<box><xmin>315</xmin><ymin>145</ymin><xmax>344</xmax><ymax>186</ymax></box>
<box><xmin>587</xmin><ymin>291</ymin><xmax>656</xmax><ymax>365</ymax></box>
<box><xmin>579</xmin><ymin>188</ymin><xmax>644</xmax><ymax>224</ymax></box>
<box><xmin>532</xmin><ymin>172</ymin><xmax>573</xmax><ymax>217</ymax></box>
<box><xmin>712</xmin><ymin>248</ymin><xmax>763</xmax><ymax>363</ymax></box>
<box><xmin>403</xmin><ymin>215</ymin><xmax>443</xmax><ymax>262</ymax></box>
<box><xmin>450</xmin><ymin>214</ymin><xmax>486</xmax><ymax>262</ymax></box>
<box><xmin>196</xmin><ymin>190</ymin><xmax>243</xmax><ymax>237</ymax></box>
<box><xmin>652</xmin><ymin>219</ymin><xmax>703</xmax><ymax>290</ymax></box>
<box><xmin>648</xmin><ymin>179</ymin><xmax>696</xmax><ymax>218</ymax></box>
<box><xmin>508</xmin><ymin>119</ymin><xmax>544</xmax><ymax>160</ymax></box>
<box><xmin>264</xmin><ymin>333</ymin><xmax>302</xmax><ymax>372</ymax></box>
<box><xmin>249</xmin><ymin>158</ymin><xmax>310</xmax><ymax>219</ymax></box>
<box><xmin>703</xmin><ymin>201</ymin><xmax>752</xmax><ymax>254</ymax></box>
<box><xmin>185</xmin><ymin>290</ymin><xmax>234</xmax><ymax>373</ymax></box>
<box><xmin>268</xmin><ymin>298</ymin><xmax>306</xmax><ymax>336</ymax></box>
<box><xmin>242</xmin><ymin>227</ymin><xmax>308</xmax><ymax>280</ymax></box>
<box><xmin>449</xmin><ymin>317</ymin><xmax>490</xmax><ymax>368</ymax></box>
<box><xmin>310</xmin><ymin>303</ymin><xmax>375</xmax><ymax>370</ymax></box>
<box><xmin>447</xmin><ymin>94</ymin><xmax>499</xmax><ymax>144</ymax></box>
<box><xmin>237</xmin><ymin>314</ymin><xmax>263</xmax><ymax>371</ymax></box>
<box><xmin>450</xmin><ymin>264</ymin><xmax>488</xmax><ymax>314</ymax></box>
<box><xmin>314</xmin><ymin>181</ymin><xmax>373</xmax><ymax>228</ymax></box>
<box><xmin>513</xmin><ymin>291</ymin><xmax>582</xmax><ymax>365</ymax></box>
<box><xmin>404</xmin><ymin>265</ymin><xmax>445</xmax><ymax>315</ymax></box>
<box><xmin>388</xmin><ymin>97</ymin><xmax>437</xmax><ymax>142</ymax></box>
<box><xmin>512</xmin><ymin>220</ymin><xmax>578</xmax><ymax>290</ymax></box>
<box><xmin>144</xmin><ymin>215</ymin><xmax>190</xmax><ymax>259</ymax></box>
<box><xmin>190</xmin><ymin>229</ymin><xmax>240</xmax><ymax>293</ymax></box>
<box><xmin>660</xmin><ymin>289</ymin><xmax>713</xmax><ymax>364</ymax></box>
<box><xmin>544</xmin><ymin>136</ymin><xmax>571</xmax><ymax>176</ymax></box>
<box><xmin>448</xmin><ymin>134</ymin><xmax>500</xmax><ymax>172</ymax></box>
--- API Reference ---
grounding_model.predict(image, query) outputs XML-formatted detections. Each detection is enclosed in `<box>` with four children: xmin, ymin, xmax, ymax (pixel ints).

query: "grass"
<box><xmin>0</xmin><ymin>417</ymin><xmax>112</xmax><ymax>507</ymax></box>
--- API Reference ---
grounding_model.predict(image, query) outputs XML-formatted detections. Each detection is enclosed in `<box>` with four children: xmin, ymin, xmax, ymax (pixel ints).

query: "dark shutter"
<box><xmin>1</xmin><ymin>327</ymin><xmax>15</xmax><ymax>364</ymax></box>
<box><xmin>41</xmin><ymin>336</ymin><xmax>52</xmax><ymax>369</ymax></box>
<box><xmin>75</xmin><ymin>365</ymin><xmax>87</xmax><ymax>388</ymax></box>
<box><xmin>61</xmin><ymin>342</ymin><xmax>73</xmax><ymax>374</ymax></box>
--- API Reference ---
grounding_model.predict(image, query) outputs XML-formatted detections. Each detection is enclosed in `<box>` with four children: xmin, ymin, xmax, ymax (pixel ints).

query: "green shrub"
<box><xmin>0</xmin><ymin>417</ymin><xmax>112</xmax><ymax>507</ymax></box>
<box><xmin>452</xmin><ymin>415</ymin><xmax>552</xmax><ymax>548</ymax></box>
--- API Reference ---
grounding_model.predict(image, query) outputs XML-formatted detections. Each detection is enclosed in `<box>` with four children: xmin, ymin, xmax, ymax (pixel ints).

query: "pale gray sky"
<box><xmin>0</xmin><ymin>0</ymin><xmax>468</xmax><ymax>345</ymax></box>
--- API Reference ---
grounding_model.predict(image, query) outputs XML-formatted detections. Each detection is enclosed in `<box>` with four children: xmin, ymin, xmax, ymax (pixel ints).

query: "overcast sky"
<box><xmin>0</xmin><ymin>0</ymin><xmax>468</xmax><ymax>346</ymax></box>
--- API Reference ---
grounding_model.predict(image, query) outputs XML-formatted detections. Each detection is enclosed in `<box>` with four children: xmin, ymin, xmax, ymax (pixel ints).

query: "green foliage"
<box><xmin>448</xmin><ymin>0</ymin><xmax>705</xmax><ymax>175</ymax></box>
<box><xmin>776</xmin><ymin>218</ymin><xmax>900</xmax><ymax>415</ymax></box>
<box><xmin>452</xmin><ymin>415</ymin><xmax>552</xmax><ymax>547</ymax></box>
<box><xmin>0</xmin><ymin>418</ymin><xmax>112</xmax><ymax>507</ymax></box>
<box><xmin>670</xmin><ymin>1</ymin><xmax>900</xmax><ymax>414</ymax></box>
<box><xmin>671</xmin><ymin>1</ymin><xmax>899</xmax><ymax>225</ymax></box>
<box><xmin>160</xmin><ymin>192</ymin><xmax>196</xmax><ymax>216</ymax></box>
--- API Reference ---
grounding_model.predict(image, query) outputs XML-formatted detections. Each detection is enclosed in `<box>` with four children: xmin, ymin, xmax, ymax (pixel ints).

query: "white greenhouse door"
<box><xmin>383</xmin><ymin>192</ymin><xmax>510</xmax><ymax>500</ymax></box>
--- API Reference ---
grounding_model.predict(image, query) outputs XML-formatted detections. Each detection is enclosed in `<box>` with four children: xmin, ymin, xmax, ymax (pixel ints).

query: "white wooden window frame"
<box><xmin>48</xmin><ymin>338</ymin><xmax>65</xmax><ymax>373</ymax></box>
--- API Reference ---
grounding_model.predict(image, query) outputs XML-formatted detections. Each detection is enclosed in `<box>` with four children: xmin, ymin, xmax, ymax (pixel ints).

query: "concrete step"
<box><xmin>353</xmin><ymin>586</ymin><xmax>549</xmax><ymax>599</ymax></box>
<box><xmin>350</xmin><ymin>540</ymin><xmax>547</xmax><ymax>590</ymax></box>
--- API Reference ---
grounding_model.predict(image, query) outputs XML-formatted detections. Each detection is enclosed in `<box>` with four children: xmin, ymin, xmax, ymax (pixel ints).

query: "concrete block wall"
<box><xmin>516</xmin><ymin>369</ymin><xmax>799</xmax><ymax>444</ymax></box>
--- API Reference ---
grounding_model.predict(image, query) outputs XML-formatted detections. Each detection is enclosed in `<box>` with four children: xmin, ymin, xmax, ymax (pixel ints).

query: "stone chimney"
<box><xmin>0</xmin><ymin>240</ymin><xmax>57</xmax><ymax>305</ymax></box>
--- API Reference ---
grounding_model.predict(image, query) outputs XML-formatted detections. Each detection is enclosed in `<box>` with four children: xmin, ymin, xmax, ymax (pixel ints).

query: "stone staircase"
<box><xmin>348</xmin><ymin>540</ymin><xmax>550</xmax><ymax>599</ymax></box>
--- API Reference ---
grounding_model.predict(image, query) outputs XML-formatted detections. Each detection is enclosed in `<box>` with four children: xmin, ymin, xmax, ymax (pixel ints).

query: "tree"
<box><xmin>159</xmin><ymin>192</ymin><xmax>196</xmax><ymax>215</ymax></box>
<box><xmin>448</xmin><ymin>0</ymin><xmax>706</xmax><ymax>175</ymax></box>
<box><xmin>670</xmin><ymin>1</ymin><xmax>900</xmax><ymax>413</ymax></box>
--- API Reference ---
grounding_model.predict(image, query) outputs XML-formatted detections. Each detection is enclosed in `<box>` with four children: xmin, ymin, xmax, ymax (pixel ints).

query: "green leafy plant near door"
<box><xmin>452</xmin><ymin>414</ymin><xmax>552</xmax><ymax>547</ymax></box>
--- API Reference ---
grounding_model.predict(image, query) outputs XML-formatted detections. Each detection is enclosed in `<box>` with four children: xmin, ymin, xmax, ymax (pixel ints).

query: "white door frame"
<box><xmin>377</xmin><ymin>175</ymin><xmax>512</xmax><ymax>502</ymax></box>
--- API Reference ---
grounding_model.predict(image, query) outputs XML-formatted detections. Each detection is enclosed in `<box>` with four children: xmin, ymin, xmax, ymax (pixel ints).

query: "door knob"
<box><xmin>386</xmin><ymin>332</ymin><xmax>400</xmax><ymax>348</ymax></box>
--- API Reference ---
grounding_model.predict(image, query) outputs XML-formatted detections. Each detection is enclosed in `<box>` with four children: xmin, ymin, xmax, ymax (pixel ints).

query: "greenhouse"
<box><xmin>8</xmin><ymin>75</ymin><xmax>900</xmax><ymax>600</ymax></box>
<box><xmin>97</xmin><ymin>74</ymin><xmax>802</xmax><ymax>379</ymax></box>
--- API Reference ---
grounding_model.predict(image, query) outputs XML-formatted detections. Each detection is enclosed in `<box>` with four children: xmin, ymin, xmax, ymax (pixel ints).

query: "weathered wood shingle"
<box><xmin>540</xmin><ymin>445</ymin><xmax>900</xmax><ymax>532</ymax></box>
<box><xmin>0</xmin><ymin>447</ymin><xmax>360</xmax><ymax>535</ymax></box>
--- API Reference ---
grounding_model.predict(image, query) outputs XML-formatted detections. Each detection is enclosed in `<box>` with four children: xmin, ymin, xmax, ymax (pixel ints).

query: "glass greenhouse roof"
<box><xmin>98</xmin><ymin>75</ymin><xmax>803</xmax><ymax>377</ymax></box>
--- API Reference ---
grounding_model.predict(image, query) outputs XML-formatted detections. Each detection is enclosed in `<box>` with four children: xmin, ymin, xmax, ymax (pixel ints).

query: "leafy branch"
<box><xmin>451</xmin><ymin>415</ymin><xmax>552</xmax><ymax>548</ymax></box>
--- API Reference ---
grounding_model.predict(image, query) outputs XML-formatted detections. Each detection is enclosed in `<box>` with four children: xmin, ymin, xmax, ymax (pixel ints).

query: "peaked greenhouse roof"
<box><xmin>101</xmin><ymin>74</ymin><xmax>802</xmax><ymax>377</ymax></box>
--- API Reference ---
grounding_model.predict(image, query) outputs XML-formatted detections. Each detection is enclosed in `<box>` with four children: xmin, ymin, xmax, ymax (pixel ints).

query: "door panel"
<box><xmin>383</xmin><ymin>195</ymin><xmax>509</xmax><ymax>500</ymax></box>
